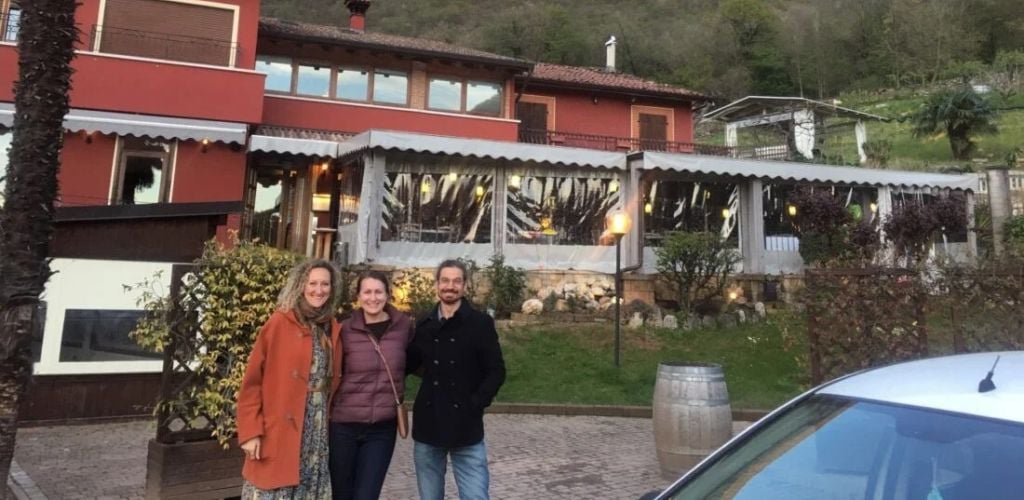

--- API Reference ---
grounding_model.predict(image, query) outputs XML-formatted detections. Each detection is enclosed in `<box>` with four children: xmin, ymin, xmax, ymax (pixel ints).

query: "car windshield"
<box><xmin>666</xmin><ymin>394</ymin><xmax>1024</xmax><ymax>500</ymax></box>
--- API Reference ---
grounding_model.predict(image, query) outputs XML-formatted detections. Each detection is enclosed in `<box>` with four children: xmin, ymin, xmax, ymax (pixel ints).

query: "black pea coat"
<box><xmin>407</xmin><ymin>299</ymin><xmax>506</xmax><ymax>448</ymax></box>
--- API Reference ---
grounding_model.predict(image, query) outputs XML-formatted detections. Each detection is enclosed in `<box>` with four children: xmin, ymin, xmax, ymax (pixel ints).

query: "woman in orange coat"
<box><xmin>236</xmin><ymin>259</ymin><xmax>344</xmax><ymax>498</ymax></box>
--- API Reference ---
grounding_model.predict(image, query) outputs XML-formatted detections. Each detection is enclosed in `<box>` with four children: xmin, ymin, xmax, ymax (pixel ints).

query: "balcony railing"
<box><xmin>518</xmin><ymin>128</ymin><xmax>793</xmax><ymax>161</ymax></box>
<box><xmin>89</xmin><ymin>24</ymin><xmax>239</xmax><ymax>67</ymax></box>
<box><xmin>1</xmin><ymin>11</ymin><xmax>21</xmax><ymax>43</ymax></box>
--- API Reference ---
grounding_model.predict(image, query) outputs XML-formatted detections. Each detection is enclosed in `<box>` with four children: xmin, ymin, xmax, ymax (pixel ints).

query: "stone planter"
<box><xmin>145</xmin><ymin>438</ymin><xmax>243</xmax><ymax>500</ymax></box>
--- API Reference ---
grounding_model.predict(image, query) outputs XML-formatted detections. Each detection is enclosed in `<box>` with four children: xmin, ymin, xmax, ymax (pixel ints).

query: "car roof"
<box><xmin>819</xmin><ymin>351</ymin><xmax>1024</xmax><ymax>424</ymax></box>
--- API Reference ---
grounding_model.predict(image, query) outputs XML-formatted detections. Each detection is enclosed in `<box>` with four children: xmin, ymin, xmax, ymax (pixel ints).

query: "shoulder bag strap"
<box><xmin>366</xmin><ymin>334</ymin><xmax>402</xmax><ymax>405</ymax></box>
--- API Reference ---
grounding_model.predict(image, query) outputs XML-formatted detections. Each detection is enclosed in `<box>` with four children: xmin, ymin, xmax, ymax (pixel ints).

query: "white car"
<box><xmin>649</xmin><ymin>351</ymin><xmax>1024</xmax><ymax>500</ymax></box>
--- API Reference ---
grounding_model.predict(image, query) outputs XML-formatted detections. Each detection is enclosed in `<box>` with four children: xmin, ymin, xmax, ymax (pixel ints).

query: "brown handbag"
<box><xmin>366</xmin><ymin>334</ymin><xmax>409</xmax><ymax>439</ymax></box>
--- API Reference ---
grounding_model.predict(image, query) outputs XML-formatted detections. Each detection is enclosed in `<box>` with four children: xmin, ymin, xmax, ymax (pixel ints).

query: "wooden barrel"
<box><xmin>652</xmin><ymin>362</ymin><xmax>732</xmax><ymax>478</ymax></box>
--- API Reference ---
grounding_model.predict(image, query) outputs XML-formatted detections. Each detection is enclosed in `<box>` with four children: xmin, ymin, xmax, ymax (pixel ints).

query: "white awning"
<box><xmin>337</xmin><ymin>130</ymin><xmax>626</xmax><ymax>169</ymax></box>
<box><xmin>639</xmin><ymin>151</ymin><xmax>977</xmax><ymax>191</ymax></box>
<box><xmin>248</xmin><ymin>125</ymin><xmax>352</xmax><ymax>157</ymax></box>
<box><xmin>0</xmin><ymin>102</ymin><xmax>248</xmax><ymax>144</ymax></box>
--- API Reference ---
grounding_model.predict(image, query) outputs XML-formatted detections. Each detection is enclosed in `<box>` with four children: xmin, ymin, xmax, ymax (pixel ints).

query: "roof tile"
<box><xmin>528</xmin><ymin>63</ymin><xmax>709</xmax><ymax>101</ymax></box>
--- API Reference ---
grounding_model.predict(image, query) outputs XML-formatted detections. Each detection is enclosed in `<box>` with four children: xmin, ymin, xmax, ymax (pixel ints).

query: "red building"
<box><xmin>0</xmin><ymin>0</ymin><xmax>710</xmax><ymax>421</ymax></box>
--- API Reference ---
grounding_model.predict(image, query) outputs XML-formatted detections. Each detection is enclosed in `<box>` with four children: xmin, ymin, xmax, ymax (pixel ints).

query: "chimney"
<box><xmin>604</xmin><ymin>35</ymin><xmax>617</xmax><ymax>72</ymax></box>
<box><xmin>345</xmin><ymin>0</ymin><xmax>371</xmax><ymax>32</ymax></box>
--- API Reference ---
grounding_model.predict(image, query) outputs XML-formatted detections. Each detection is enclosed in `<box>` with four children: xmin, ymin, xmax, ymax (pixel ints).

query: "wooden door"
<box><xmin>639</xmin><ymin>113</ymin><xmax>668</xmax><ymax>151</ymax></box>
<box><xmin>517</xmin><ymin>101</ymin><xmax>549</xmax><ymax>144</ymax></box>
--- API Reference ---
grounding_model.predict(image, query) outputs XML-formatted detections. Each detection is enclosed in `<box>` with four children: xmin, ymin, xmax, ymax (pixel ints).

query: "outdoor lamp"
<box><xmin>510</xmin><ymin>175</ymin><xmax>522</xmax><ymax>189</ymax></box>
<box><xmin>448</xmin><ymin>172</ymin><xmax>458</xmax><ymax>181</ymax></box>
<box><xmin>475</xmin><ymin>185</ymin><xmax>485</xmax><ymax>198</ymax></box>
<box><xmin>420</xmin><ymin>180</ymin><xmax>431</xmax><ymax>194</ymax></box>
<box><xmin>870</xmin><ymin>202</ymin><xmax>878</xmax><ymax>213</ymax></box>
<box><xmin>721</xmin><ymin>207</ymin><xmax>731</xmax><ymax>219</ymax></box>
<box><xmin>787</xmin><ymin>204</ymin><xmax>798</xmax><ymax>217</ymax></box>
<box><xmin>608</xmin><ymin>210</ymin><xmax>632</xmax><ymax>236</ymax></box>
<box><xmin>609</xmin><ymin>180</ymin><xmax>620</xmax><ymax>193</ymax></box>
<box><xmin>644</xmin><ymin>202</ymin><xmax>653</xmax><ymax>215</ymax></box>
<box><xmin>607</xmin><ymin>210</ymin><xmax>632</xmax><ymax>368</ymax></box>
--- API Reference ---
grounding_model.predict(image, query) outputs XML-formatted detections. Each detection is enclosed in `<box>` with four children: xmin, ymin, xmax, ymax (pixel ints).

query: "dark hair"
<box><xmin>435</xmin><ymin>259</ymin><xmax>468</xmax><ymax>282</ymax></box>
<box><xmin>356</xmin><ymin>270</ymin><xmax>391</xmax><ymax>298</ymax></box>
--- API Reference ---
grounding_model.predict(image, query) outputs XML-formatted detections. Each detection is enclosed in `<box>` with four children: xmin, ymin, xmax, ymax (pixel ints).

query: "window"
<box><xmin>428</xmin><ymin>77</ymin><xmax>503</xmax><ymax>116</ymax></box>
<box><xmin>114</xmin><ymin>137</ymin><xmax>174</xmax><ymax>205</ymax></box>
<box><xmin>372</xmin><ymin>70</ymin><xmax>408</xmax><ymax>106</ymax></box>
<box><xmin>2</xmin><ymin>3</ymin><xmax>19</xmax><ymax>42</ymax></box>
<box><xmin>507</xmin><ymin>174</ymin><xmax>619</xmax><ymax>246</ymax></box>
<box><xmin>644</xmin><ymin>180</ymin><xmax>738</xmax><ymax>247</ymax></box>
<box><xmin>296</xmin><ymin>63</ymin><xmax>330</xmax><ymax>98</ymax></box>
<box><xmin>0</xmin><ymin>129</ymin><xmax>9</xmax><ymax>209</ymax></box>
<box><xmin>98</xmin><ymin>0</ymin><xmax>236</xmax><ymax>66</ymax></box>
<box><xmin>256</xmin><ymin>56</ymin><xmax>293</xmax><ymax>93</ymax></box>
<box><xmin>381</xmin><ymin>171</ymin><xmax>492</xmax><ymax>244</ymax></box>
<box><xmin>336</xmin><ymin>67</ymin><xmax>369</xmax><ymax>101</ymax></box>
<box><xmin>466</xmin><ymin>81</ymin><xmax>502</xmax><ymax>115</ymax></box>
<box><xmin>763</xmin><ymin>185</ymin><xmax>879</xmax><ymax>251</ymax></box>
<box><xmin>58</xmin><ymin>309</ymin><xmax>161</xmax><ymax>362</ymax></box>
<box><xmin>428</xmin><ymin>77</ymin><xmax>461</xmax><ymax>112</ymax></box>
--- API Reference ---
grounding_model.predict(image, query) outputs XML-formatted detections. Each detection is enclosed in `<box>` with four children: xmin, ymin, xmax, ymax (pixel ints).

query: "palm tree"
<box><xmin>0</xmin><ymin>0</ymin><xmax>77</xmax><ymax>492</ymax></box>
<box><xmin>912</xmin><ymin>88</ymin><xmax>999</xmax><ymax>161</ymax></box>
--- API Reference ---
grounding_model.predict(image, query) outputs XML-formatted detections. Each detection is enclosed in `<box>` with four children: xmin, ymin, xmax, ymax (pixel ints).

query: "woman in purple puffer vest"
<box><xmin>328</xmin><ymin>270</ymin><xmax>414</xmax><ymax>500</ymax></box>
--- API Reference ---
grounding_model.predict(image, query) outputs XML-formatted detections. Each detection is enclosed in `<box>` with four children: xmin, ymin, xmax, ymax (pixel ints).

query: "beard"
<box><xmin>439</xmin><ymin>291</ymin><xmax>462</xmax><ymax>305</ymax></box>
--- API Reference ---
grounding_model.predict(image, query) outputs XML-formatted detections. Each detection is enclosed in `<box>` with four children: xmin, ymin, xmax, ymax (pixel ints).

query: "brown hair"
<box><xmin>355</xmin><ymin>270</ymin><xmax>391</xmax><ymax>299</ymax></box>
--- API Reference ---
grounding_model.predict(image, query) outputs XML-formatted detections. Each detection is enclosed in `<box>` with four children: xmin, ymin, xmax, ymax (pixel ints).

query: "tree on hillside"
<box><xmin>0</xmin><ymin>0</ymin><xmax>77</xmax><ymax>491</ymax></box>
<box><xmin>912</xmin><ymin>88</ymin><xmax>998</xmax><ymax>161</ymax></box>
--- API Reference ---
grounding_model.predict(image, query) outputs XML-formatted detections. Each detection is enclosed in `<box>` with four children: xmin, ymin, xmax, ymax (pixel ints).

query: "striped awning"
<box><xmin>337</xmin><ymin>129</ymin><xmax>626</xmax><ymax>169</ymax></box>
<box><xmin>0</xmin><ymin>102</ymin><xmax>248</xmax><ymax>144</ymax></box>
<box><xmin>248</xmin><ymin>125</ymin><xmax>353</xmax><ymax>157</ymax></box>
<box><xmin>640</xmin><ymin>151</ymin><xmax>977</xmax><ymax>191</ymax></box>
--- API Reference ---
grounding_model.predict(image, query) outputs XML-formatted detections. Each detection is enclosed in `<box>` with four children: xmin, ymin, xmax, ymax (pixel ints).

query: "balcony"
<box><xmin>517</xmin><ymin>128</ymin><xmax>791</xmax><ymax>160</ymax></box>
<box><xmin>89</xmin><ymin>24</ymin><xmax>240</xmax><ymax>67</ymax></box>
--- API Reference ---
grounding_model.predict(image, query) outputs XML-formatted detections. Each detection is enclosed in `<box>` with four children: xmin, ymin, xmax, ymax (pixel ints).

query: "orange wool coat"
<box><xmin>236</xmin><ymin>309</ymin><xmax>343</xmax><ymax>490</ymax></box>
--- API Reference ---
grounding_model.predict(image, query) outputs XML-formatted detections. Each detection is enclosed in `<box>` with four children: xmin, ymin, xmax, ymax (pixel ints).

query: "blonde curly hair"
<box><xmin>277</xmin><ymin>259</ymin><xmax>343</xmax><ymax>316</ymax></box>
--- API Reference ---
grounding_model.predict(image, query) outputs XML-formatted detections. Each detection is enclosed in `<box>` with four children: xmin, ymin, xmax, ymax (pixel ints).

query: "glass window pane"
<box><xmin>373</xmin><ymin>70</ymin><xmax>408</xmax><ymax>105</ymax></box>
<box><xmin>252</xmin><ymin>168</ymin><xmax>285</xmax><ymax>245</ymax></box>
<box><xmin>381</xmin><ymin>172</ymin><xmax>492</xmax><ymax>243</ymax></box>
<box><xmin>643</xmin><ymin>180</ymin><xmax>738</xmax><ymax>247</ymax></box>
<box><xmin>428</xmin><ymin>77</ymin><xmax>461</xmax><ymax>111</ymax></box>
<box><xmin>296</xmin><ymin>63</ymin><xmax>330</xmax><ymax>98</ymax></box>
<box><xmin>466</xmin><ymin>81</ymin><xmax>502</xmax><ymax>115</ymax></box>
<box><xmin>118</xmin><ymin>138</ymin><xmax>170</xmax><ymax>205</ymax></box>
<box><xmin>3</xmin><ymin>7</ymin><xmax>20</xmax><ymax>42</ymax></box>
<box><xmin>255</xmin><ymin>55</ymin><xmax>292</xmax><ymax>93</ymax></box>
<box><xmin>0</xmin><ymin>130</ymin><xmax>10</xmax><ymax>209</ymax></box>
<box><xmin>506</xmin><ymin>175</ymin><xmax>619</xmax><ymax>246</ymax></box>
<box><xmin>59</xmin><ymin>309</ymin><xmax>161</xmax><ymax>361</ymax></box>
<box><xmin>336</xmin><ymin>67</ymin><xmax>369</xmax><ymax>101</ymax></box>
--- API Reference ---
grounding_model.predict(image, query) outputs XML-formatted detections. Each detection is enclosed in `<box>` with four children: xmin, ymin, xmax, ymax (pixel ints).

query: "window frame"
<box><xmin>111</xmin><ymin>137</ymin><xmax>176</xmax><ymax>205</ymax></box>
<box><xmin>370</xmin><ymin>68</ymin><xmax>410</xmax><ymax>107</ymax></box>
<box><xmin>255</xmin><ymin>54</ymin><xmax>296</xmax><ymax>94</ymax></box>
<box><xmin>294</xmin><ymin>60</ymin><xmax>333</xmax><ymax>99</ymax></box>
<box><xmin>334</xmin><ymin>65</ymin><xmax>371</xmax><ymax>103</ymax></box>
<box><xmin>1</xmin><ymin>1</ymin><xmax>20</xmax><ymax>43</ymax></box>
<box><xmin>426</xmin><ymin>74</ymin><xmax>504</xmax><ymax>117</ymax></box>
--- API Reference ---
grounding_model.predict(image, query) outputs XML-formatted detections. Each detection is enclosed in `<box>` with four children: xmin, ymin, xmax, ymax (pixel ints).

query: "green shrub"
<box><xmin>484</xmin><ymin>254</ymin><xmax>526</xmax><ymax>318</ymax></box>
<box><xmin>393</xmin><ymin>270</ymin><xmax>436</xmax><ymax>318</ymax></box>
<box><xmin>1004</xmin><ymin>214</ymin><xmax>1024</xmax><ymax>254</ymax></box>
<box><xmin>655</xmin><ymin>231</ymin><xmax>740</xmax><ymax>312</ymax></box>
<box><xmin>129</xmin><ymin>238</ymin><xmax>302</xmax><ymax>446</ymax></box>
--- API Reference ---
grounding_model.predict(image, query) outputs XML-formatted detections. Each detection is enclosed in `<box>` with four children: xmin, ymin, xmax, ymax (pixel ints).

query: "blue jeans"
<box><xmin>414</xmin><ymin>440</ymin><xmax>490</xmax><ymax>500</ymax></box>
<box><xmin>329</xmin><ymin>421</ymin><xmax>398</xmax><ymax>500</ymax></box>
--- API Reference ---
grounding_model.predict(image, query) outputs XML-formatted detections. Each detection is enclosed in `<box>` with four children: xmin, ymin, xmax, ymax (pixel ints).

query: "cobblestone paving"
<box><xmin>14</xmin><ymin>415</ymin><xmax>748</xmax><ymax>499</ymax></box>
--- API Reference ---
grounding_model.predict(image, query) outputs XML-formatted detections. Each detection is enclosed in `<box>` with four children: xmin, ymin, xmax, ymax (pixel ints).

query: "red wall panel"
<box><xmin>171</xmin><ymin>141</ymin><xmax>246</xmax><ymax>202</ymax></box>
<box><xmin>261</xmin><ymin>96</ymin><xmax>519</xmax><ymax>141</ymax></box>
<box><xmin>58</xmin><ymin>132</ymin><xmax>117</xmax><ymax>207</ymax></box>
<box><xmin>527</xmin><ymin>88</ymin><xmax>696</xmax><ymax>143</ymax></box>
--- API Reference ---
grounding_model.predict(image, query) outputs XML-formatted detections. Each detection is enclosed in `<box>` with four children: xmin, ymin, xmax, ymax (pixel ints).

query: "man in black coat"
<box><xmin>406</xmin><ymin>259</ymin><xmax>505</xmax><ymax>500</ymax></box>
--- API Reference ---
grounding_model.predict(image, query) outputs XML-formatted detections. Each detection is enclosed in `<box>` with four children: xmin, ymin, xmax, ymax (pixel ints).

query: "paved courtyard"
<box><xmin>13</xmin><ymin>414</ymin><xmax>747</xmax><ymax>499</ymax></box>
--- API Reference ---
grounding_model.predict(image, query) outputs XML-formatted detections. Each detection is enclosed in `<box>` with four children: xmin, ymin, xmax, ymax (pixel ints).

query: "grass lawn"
<box><xmin>407</xmin><ymin>311</ymin><xmax>808</xmax><ymax>411</ymax></box>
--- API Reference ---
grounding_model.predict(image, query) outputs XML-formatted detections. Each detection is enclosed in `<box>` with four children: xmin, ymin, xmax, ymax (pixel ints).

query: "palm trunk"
<box><xmin>0</xmin><ymin>1</ymin><xmax>77</xmax><ymax>494</ymax></box>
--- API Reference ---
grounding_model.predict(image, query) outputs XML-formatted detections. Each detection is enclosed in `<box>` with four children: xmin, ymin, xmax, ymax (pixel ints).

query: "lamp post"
<box><xmin>608</xmin><ymin>210</ymin><xmax>632</xmax><ymax>367</ymax></box>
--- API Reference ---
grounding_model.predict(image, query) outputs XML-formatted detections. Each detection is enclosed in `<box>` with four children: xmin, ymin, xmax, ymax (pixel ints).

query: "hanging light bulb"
<box><xmin>609</xmin><ymin>180</ymin><xmax>619</xmax><ymax>193</ymax></box>
<box><xmin>448</xmin><ymin>172</ymin><xmax>458</xmax><ymax>182</ymax></box>
<box><xmin>787</xmin><ymin>205</ymin><xmax>797</xmax><ymax>217</ymax></box>
<box><xmin>509</xmin><ymin>175</ymin><xmax>521</xmax><ymax>189</ymax></box>
<box><xmin>644</xmin><ymin>202</ymin><xmax>653</xmax><ymax>214</ymax></box>
<box><xmin>475</xmin><ymin>185</ymin><xmax>485</xmax><ymax>198</ymax></box>
<box><xmin>721</xmin><ymin>207</ymin><xmax>731</xmax><ymax>219</ymax></box>
<box><xmin>421</xmin><ymin>180</ymin><xmax>431</xmax><ymax>194</ymax></box>
<box><xmin>869</xmin><ymin>202</ymin><xmax>878</xmax><ymax>213</ymax></box>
